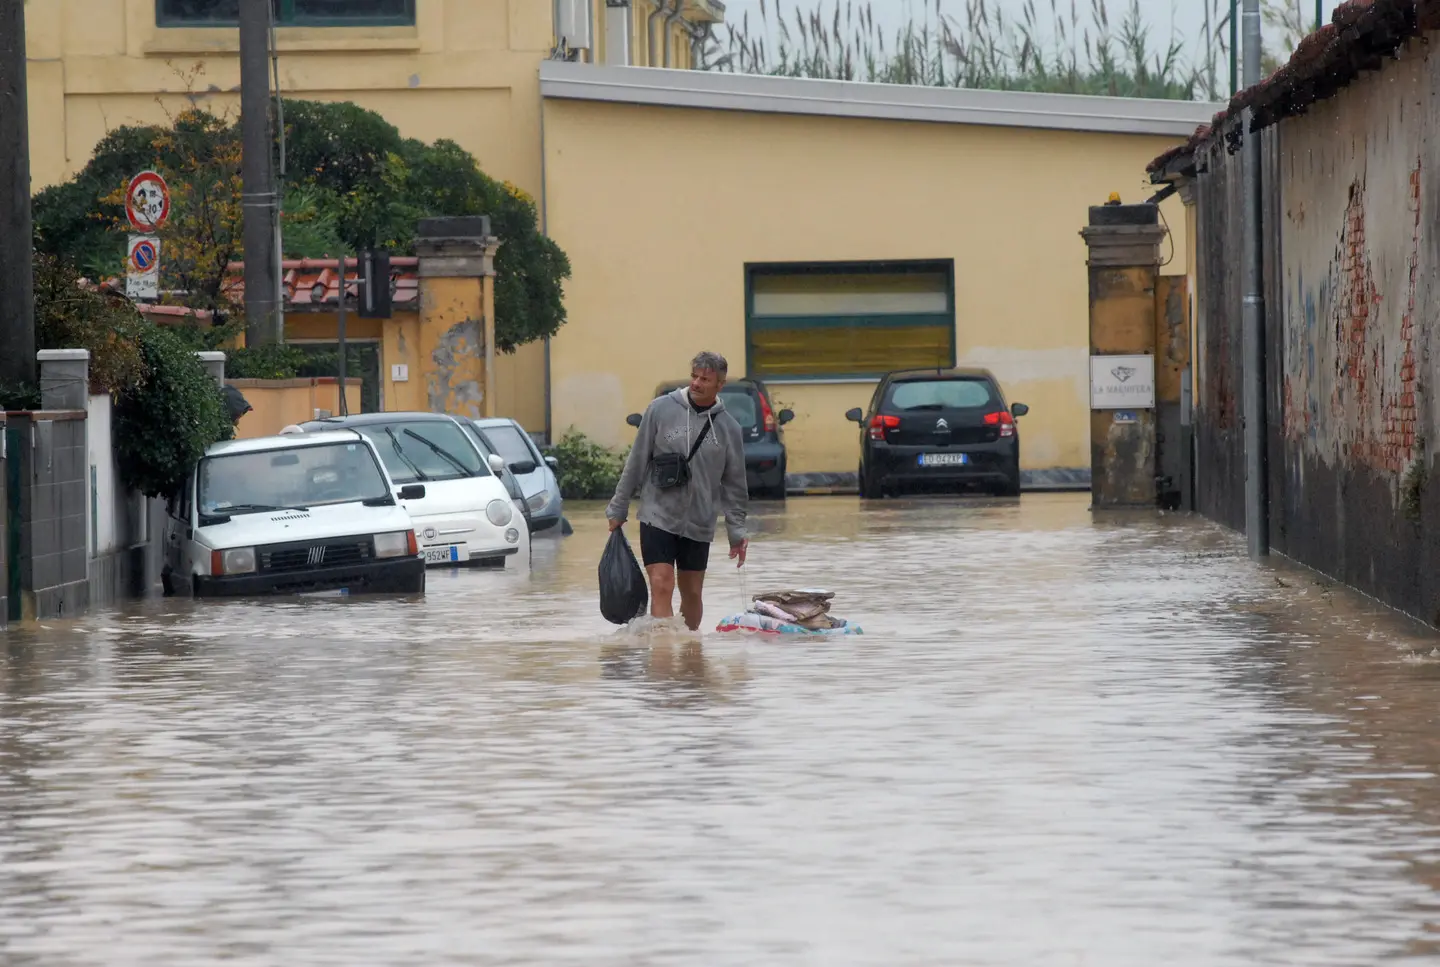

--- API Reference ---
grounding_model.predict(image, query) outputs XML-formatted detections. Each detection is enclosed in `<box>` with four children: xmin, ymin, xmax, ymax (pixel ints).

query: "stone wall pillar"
<box><xmin>1079</xmin><ymin>202</ymin><xmax>1167</xmax><ymax>509</ymax></box>
<box><xmin>414</xmin><ymin>215</ymin><xmax>502</xmax><ymax>418</ymax></box>
<box><xmin>197</xmin><ymin>351</ymin><xmax>226</xmax><ymax>388</ymax></box>
<box><xmin>37</xmin><ymin>348</ymin><xmax>90</xmax><ymax>411</ymax></box>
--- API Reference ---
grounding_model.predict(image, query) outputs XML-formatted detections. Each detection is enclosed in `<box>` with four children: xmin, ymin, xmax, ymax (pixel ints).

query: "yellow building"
<box><xmin>24</xmin><ymin>1</ymin><xmax>1215</xmax><ymax>487</ymax></box>
<box><xmin>21</xmin><ymin>0</ymin><xmax>721</xmax><ymax>437</ymax></box>
<box><xmin>538</xmin><ymin>63</ymin><xmax>1216</xmax><ymax>486</ymax></box>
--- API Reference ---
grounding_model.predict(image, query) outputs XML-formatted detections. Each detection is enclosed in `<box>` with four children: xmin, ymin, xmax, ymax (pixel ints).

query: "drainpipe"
<box><xmin>1241</xmin><ymin>0</ymin><xmax>1268</xmax><ymax>558</ymax></box>
<box><xmin>663</xmin><ymin>0</ymin><xmax>686</xmax><ymax>67</ymax></box>
<box><xmin>646</xmin><ymin>0</ymin><xmax>670</xmax><ymax>67</ymax></box>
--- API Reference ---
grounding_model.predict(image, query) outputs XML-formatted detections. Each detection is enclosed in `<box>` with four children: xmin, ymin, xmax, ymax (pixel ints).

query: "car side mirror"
<box><xmin>1011</xmin><ymin>402</ymin><xmax>1029</xmax><ymax>418</ymax></box>
<box><xmin>544</xmin><ymin>455</ymin><xmax>559</xmax><ymax>470</ymax></box>
<box><xmin>488</xmin><ymin>453</ymin><xmax>506</xmax><ymax>473</ymax></box>
<box><xmin>778</xmin><ymin>408</ymin><xmax>795</xmax><ymax>425</ymax></box>
<box><xmin>626</xmin><ymin>413</ymin><xmax>642</xmax><ymax>428</ymax></box>
<box><xmin>509</xmin><ymin>460</ymin><xmax>538</xmax><ymax>475</ymax></box>
<box><xmin>398</xmin><ymin>483</ymin><xmax>426</xmax><ymax>500</ymax></box>
<box><xmin>845</xmin><ymin>407</ymin><xmax>864</xmax><ymax>423</ymax></box>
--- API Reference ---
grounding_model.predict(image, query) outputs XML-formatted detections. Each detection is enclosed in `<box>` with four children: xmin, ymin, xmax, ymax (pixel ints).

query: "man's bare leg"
<box><xmin>646</xmin><ymin>563</ymin><xmax>676</xmax><ymax>619</ymax></box>
<box><xmin>677</xmin><ymin>569</ymin><xmax>706</xmax><ymax>631</ymax></box>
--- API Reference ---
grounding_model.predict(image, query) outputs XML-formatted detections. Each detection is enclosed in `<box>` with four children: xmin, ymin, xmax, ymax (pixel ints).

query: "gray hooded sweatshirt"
<box><xmin>606</xmin><ymin>388</ymin><xmax>749</xmax><ymax>546</ymax></box>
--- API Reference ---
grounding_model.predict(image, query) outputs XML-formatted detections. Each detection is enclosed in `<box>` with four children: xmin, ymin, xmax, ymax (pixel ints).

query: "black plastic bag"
<box><xmin>599</xmin><ymin>528</ymin><xmax>649</xmax><ymax>625</ymax></box>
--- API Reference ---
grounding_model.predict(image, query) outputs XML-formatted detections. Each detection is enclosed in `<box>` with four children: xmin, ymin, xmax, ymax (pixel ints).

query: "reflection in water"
<box><xmin>3</xmin><ymin>495</ymin><xmax>1440</xmax><ymax>965</ymax></box>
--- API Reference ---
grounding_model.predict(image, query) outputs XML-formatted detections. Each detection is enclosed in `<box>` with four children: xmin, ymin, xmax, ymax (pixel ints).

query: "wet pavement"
<box><xmin>4</xmin><ymin>493</ymin><xmax>1440</xmax><ymax>965</ymax></box>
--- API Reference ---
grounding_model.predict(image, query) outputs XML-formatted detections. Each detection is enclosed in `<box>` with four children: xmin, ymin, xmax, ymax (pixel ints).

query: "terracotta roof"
<box><xmin>95</xmin><ymin>256</ymin><xmax>421</xmax><ymax>323</ymax></box>
<box><xmin>1148</xmin><ymin>0</ymin><xmax>1424</xmax><ymax>179</ymax></box>
<box><xmin>222</xmin><ymin>257</ymin><xmax>421</xmax><ymax>313</ymax></box>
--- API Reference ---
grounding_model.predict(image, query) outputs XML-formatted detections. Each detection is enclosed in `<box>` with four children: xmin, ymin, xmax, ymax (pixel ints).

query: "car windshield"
<box><xmin>357</xmin><ymin>421</ymin><xmax>488</xmax><ymax>484</ymax></box>
<box><xmin>197</xmin><ymin>441</ymin><xmax>389</xmax><ymax>515</ymax></box>
<box><xmin>477</xmin><ymin>424</ymin><xmax>537</xmax><ymax>467</ymax></box>
<box><xmin>887</xmin><ymin>378</ymin><xmax>997</xmax><ymax>411</ymax></box>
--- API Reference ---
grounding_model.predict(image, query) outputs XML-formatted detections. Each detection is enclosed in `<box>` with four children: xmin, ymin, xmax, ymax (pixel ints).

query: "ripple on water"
<box><xmin>4</xmin><ymin>495</ymin><xmax>1440</xmax><ymax>966</ymax></box>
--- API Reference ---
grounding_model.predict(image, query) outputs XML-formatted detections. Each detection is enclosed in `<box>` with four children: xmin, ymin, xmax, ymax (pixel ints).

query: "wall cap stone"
<box><xmin>37</xmin><ymin>349</ymin><xmax>90</xmax><ymax>362</ymax></box>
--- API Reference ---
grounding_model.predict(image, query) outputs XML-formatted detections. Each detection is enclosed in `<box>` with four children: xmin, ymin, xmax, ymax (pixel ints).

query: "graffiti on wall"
<box><xmin>1282</xmin><ymin>161</ymin><xmax>1423</xmax><ymax>479</ymax></box>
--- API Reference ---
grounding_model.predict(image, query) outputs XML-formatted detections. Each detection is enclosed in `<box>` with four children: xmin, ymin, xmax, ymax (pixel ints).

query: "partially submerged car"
<box><xmin>162</xmin><ymin>430</ymin><xmax>426</xmax><ymax>597</ymax></box>
<box><xmin>465</xmin><ymin>417</ymin><xmax>564</xmax><ymax>533</ymax></box>
<box><xmin>626</xmin><ymin>377</ymin><xmax>794</xmax><ymax>500</ymax></box>
<box><xmin>846</xmin><ymin>367</ymin><xmax>1029</xmax><ymax>498</ymax></box>
<box><xmin>299</xmin><ymin>412</ymin><xmax>530</xmax><ymax>568</ymax></box>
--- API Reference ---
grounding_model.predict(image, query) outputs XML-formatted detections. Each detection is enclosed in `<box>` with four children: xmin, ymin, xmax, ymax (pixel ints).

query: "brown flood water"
<box><xmin>4</xmin><ymin>493</ymin><xmax>1440</xmax><ymax>965</ymax></box>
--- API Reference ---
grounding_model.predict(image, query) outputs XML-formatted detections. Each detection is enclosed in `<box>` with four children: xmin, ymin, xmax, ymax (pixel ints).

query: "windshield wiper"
<box><xmin>207</xmin><ymin>503</ymin><xmax>293</xmax><ymax>514</ymax></box>
<box><xmin>383</xmin><ymin>426</ymin><xmax>429</xmax><ymax>481</ymax></box>
<box><xmin>901</xmin><ymin>404</ymin><xmax>945</xmax><ymax>411</ymax></box>
<box><xmin>403</xmin><ymin>428</ymin><xmax>474</xmax><ymax>477</ymax></box>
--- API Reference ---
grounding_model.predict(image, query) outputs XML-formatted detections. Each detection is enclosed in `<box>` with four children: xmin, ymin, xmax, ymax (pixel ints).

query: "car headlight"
<box><xmin>526</xmin><ymin>492</ymin><xmax>548</xmax><ymax>513</ymax></box>
<box><xmin>214</xmin><ymin>547</ymin><xmax>256</xmax><ymax>575</ymax></box>
<box><xmin>373</xmin><ymin>530</ymin><xmax>415</xmax><ymax>559</ymax></box>
<box><xmin>486</xmin><ymin>498</ymin><xmax>513</xmax><ymax>527</ymax></box>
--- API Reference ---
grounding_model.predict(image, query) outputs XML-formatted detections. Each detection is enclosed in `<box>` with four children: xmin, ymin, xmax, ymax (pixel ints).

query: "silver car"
<box><xmin>465</xmin><ymin>417</ymin><xmax>565</xmax><ymax>534</ymax></box>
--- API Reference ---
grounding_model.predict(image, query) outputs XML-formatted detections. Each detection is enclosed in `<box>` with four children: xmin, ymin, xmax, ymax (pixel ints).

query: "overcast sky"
<box><xmin>717</xmin><ymin>0</ymin><xmax>1344</xmax><ymax>80</ymax></box>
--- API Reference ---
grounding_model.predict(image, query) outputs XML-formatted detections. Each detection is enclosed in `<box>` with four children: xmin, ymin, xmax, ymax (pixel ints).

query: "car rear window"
<box><xmin>886</xmin><ymin>379</ymin><xmax>996</xmax><ymax>411</ymax></box>
<box><xmin>477</xmin><ymin>424</ymin><xmax>537</xmax><ymax>467</ymax></box>
<box><xmin>721</xmin><ymin>389</ymin><xmax>760</xmax><ymax>428</ymax></box>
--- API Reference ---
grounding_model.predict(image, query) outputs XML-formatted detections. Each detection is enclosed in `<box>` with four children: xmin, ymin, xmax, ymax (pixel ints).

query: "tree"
<box><xmin>31</xmin><ymin>98</ymin><xmax>572</xmax><ymax>352</ymax></box>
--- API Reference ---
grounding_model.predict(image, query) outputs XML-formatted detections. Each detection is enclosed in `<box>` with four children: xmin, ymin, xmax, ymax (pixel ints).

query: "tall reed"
<box><xmin>702</xmin><ymin>0</ymin><xmax>1239</xmax><ymax>102</ymax></box>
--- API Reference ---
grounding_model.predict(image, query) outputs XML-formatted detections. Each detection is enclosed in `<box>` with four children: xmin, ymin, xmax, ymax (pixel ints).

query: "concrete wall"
<box><xmin>1187</xmin><ymin>34</ymin><xmax>1440</xmax><ymax>623</ymax></box>
<box><xmin>542</xmin><ymin>96</ymin><xmax>1193</xmax><ymax>482</ymax></box>
<box><xmin>228</xmin><ymin>378</ymin><xmax>363</xmax><ymax>439</ymax></box>
<box><xmin>1</xmin><ymin>413</ymin><xmax>7</xmax><ymax>630</ymax></box>
<box><xmin>7</xmin><ymin>412</ymin><xmax>92</xmax><ymax>620</ymax></box>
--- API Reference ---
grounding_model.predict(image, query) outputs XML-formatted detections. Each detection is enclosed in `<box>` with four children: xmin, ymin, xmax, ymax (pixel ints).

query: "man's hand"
<box><xmin>608</xmin><ymin>517</ymin><xmax>624</xmax><ymax>532</ymax></box>
<box><xmin>729</xmin><ymin>538</ymin><xmax>748</xmax><ymax>568</ymax></box>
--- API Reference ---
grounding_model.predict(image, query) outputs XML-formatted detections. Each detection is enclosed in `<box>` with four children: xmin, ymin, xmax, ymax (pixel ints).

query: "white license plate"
<box><xmin>919</xmin><ymin>452</ymin><xmax>969</xmax><ymax>467</ymax></box>
<box><xmin>424</xmin><ymin>545</ymin><xmax>463</xmax><ymax>564</ymax></box>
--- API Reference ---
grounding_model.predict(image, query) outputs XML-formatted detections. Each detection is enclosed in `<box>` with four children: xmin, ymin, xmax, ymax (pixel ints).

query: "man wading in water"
<box><xmin>607</xmin><ymin>351</ymin><xmax>750</xmax><ymax>631</ymax></box>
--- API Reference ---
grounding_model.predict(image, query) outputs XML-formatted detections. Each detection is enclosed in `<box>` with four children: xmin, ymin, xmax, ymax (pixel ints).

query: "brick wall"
<box><xmin>1188</xmin><ymin>35</ymin><xmax>1440</xmax><ymax>623</ymax></box>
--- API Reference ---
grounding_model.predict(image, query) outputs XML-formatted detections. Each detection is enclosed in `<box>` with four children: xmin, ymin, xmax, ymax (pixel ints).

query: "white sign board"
<box><xmin>391</xmin><ymin>363</ymin><xmax>409</xmax><ymax>382</ymax></box>
<box><xmin>1090</xmin><ymin>354</ymin><xmax>1156</xmax><ymax>409</ymax></box>
<box><xmin>126</xmin><ymin>234</ymin><xmax>160</xmax><ymax>300</ymax></box>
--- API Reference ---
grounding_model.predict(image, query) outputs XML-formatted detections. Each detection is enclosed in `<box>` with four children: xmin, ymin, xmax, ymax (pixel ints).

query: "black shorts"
<box><xmin>639</xmin><ymin>522</ymin><xmax>711</xmax><ymax>572</ymax></box>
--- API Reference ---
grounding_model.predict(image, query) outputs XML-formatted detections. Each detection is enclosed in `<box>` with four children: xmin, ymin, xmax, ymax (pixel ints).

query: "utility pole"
<box><xmin>240</xmin><ymin>0</ymin><xmax>279</xmax><ymax>347</ymax></box>
<box><xmin>0</xmin><ymin>0</ymin><xmax>35</xmax><ymax>392</ymax></box>
<box><xmin>1241</xmin><ymin>0</ymin><xmax>1269</xmax><ymax>558</ymax></box>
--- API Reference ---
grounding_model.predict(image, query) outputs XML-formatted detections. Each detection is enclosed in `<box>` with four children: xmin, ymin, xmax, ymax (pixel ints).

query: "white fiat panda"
<box><xmin>162</xmin><ymin>429</ymin><xmax>427</xmax><ymax>597</ymax></box>
<box><xmin>297</xmin><ymin>412</ymin><xmax>530</xmax><ymax>568</ymax></box>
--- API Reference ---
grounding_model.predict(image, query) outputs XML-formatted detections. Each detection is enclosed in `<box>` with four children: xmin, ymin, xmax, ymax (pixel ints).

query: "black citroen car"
<box><xmin>845</xmin><ymin>368</ymin><xmax>1029</xmax><ymax>498</ymax></box>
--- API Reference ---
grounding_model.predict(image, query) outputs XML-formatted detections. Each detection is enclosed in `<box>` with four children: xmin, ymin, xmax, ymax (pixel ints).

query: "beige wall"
<box><xmin>541</xmin><ymin>98</ymin><xmax>1191</xmax><ymax>475</ymax></box>
<box><xmin>229</xmin><ymin>378</ymin><xmax>361</xmax><ymax>439</ymax></box>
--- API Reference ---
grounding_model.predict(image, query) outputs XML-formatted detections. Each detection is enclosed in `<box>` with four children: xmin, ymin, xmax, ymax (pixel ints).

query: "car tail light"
<box><xmin>984</xmin><ymin>410</ymin><xmax>1016</xmax><ymax>438</ymax></box>
<box><xmin>758</xmin><ymin>393</ymin><xmax>777</xmax><ymax>433</ymax></box>
<box><xmin>869</xmin><ymin>414</ymin><xmax>900</xmax><ymax>441</ymax></box>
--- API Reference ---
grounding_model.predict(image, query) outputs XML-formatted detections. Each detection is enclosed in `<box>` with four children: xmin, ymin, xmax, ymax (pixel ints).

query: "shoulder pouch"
<box><xmin>650</xmin><ymin>417</ymin><xmax>712</xmax><ymax>490</ymax></box>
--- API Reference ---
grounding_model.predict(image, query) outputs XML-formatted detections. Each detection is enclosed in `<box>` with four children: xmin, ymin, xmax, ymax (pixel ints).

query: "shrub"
<box><xmin>32</xmin><ymin>254</ymin><xmax>147</xmax><ymax>394</ymax></box>
<box><xmin>546</xmin><ymin>430</ymin><xmax>629</xmax><ymax>501</ymax></box>
<box><xmin>113</xmin><ymin>326</ymin><xmax>234</xmax><ymax>498</ymax></box>
<box><xmin>225</xmin><ymin>342</ymin><xmax>308</xmax><ymax>380</ymax></box>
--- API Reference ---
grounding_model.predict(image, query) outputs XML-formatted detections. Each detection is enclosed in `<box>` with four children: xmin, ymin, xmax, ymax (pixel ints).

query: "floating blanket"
<box><xmin>715</xmin><ymin>611</ymin><xmax>864</xmax><ymax>636</ymax></box>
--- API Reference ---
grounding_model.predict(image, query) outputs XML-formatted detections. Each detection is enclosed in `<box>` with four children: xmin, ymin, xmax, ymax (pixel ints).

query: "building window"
<box><xmin>157</xmin><ymin>0</ymin><xmax>415</xmax><ymax>27</ymax></box>
<box><xmin>745</xmin><ymin>260</ymin><xmax>955</xmax><ymax>380</ymax></box>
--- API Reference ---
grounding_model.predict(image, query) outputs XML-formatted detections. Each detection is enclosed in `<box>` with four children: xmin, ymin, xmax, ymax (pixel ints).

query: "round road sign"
<box><xmin>126</xmin><ymin>170</ymin><xmax>171</xmax><ymax>233</ymax></box>
<box><xmin>129</xmin><ymin>239</ymin><xmax>158</xmax><ymax>273</ymax></box>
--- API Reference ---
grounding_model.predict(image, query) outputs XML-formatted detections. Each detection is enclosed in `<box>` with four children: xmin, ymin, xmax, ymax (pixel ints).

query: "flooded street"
<box><xmin>5</xmin><ymin>493</ymin><xmax>1440</xmax><ymax>965</ymax></box>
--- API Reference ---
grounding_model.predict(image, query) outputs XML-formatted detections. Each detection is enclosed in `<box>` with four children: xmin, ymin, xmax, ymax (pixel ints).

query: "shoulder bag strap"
<box><xmin>685</xmin><ymin>415</ymin><xmax>713</xmax><ymax>464</ymax></box>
